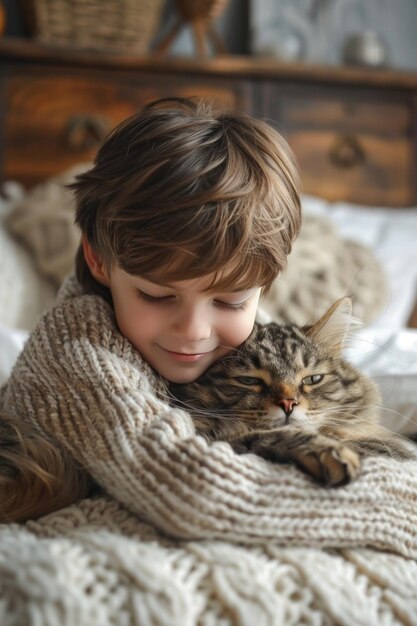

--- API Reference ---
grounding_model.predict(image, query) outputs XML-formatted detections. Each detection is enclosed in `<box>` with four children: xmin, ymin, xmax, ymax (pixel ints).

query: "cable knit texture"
<box><xmin>1</xmin><ymin>276</ymin><xmax>417</xmax><ymax>624</ymax></box>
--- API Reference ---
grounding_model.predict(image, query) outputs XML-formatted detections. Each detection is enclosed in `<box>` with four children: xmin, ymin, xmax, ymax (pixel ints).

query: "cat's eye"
<box><xmin>302</xmin><ymin>374</ymin><xmax>324</xmax><ymax>386</ymax></box>
<box><xmin>235</xmin><ymin>376</ymin><xmax>264</xmax><ymax>386</ymax></box>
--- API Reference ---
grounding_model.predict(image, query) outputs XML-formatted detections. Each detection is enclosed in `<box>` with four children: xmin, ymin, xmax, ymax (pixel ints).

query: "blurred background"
<box><xmin>1</xmin><ymin>0</ymin><xmax>417</xmax><ymax>69</ymax></box>
<box><xmin>0</xmin><ymin>0</ymin><xmax>416</xmax><ymax>339</ymax></box>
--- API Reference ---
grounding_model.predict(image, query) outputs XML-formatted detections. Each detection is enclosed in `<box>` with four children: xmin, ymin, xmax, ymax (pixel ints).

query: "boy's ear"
<box><xmin>82</xmin><ymin>235</ymin><xmax>110</xmax><ymax>286</ymax></box>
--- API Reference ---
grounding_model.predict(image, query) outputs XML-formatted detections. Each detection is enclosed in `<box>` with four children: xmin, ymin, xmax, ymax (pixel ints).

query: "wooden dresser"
<box><xmin>0</xmin><ymin>37</ymin><xmax>417</xmax><ymax>207</ymax></box>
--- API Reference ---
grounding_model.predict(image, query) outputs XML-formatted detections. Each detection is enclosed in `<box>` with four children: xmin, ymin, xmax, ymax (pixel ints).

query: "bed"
<box><xmin>1</xmin><ymin>171</ymin><xmax>417</xmax><ymax>624</ymax></box>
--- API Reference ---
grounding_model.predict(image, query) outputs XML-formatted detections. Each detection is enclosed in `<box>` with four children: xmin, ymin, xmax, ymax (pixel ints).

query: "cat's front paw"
<box><xmin>297</xmin><ymin>442</ymin><xmax>361</xmax><ymax>487</ymax></box>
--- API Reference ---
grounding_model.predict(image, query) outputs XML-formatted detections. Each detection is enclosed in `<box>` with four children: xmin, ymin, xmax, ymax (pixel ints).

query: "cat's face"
<box><xmin>170</xmin><ymin>299</ymin><xmax>380</xmax><ymax>437</ymax></box>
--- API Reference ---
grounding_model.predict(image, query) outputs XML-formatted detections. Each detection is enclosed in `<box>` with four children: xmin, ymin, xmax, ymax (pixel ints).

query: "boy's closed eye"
<box><xmin>135</xmin><ymin>289</ymin><xmax>249</xmax><ymax>311</ymax></box>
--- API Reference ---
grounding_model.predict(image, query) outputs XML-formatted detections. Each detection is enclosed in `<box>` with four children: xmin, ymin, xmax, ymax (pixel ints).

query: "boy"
<box><xmin>0</xmin><ymin>97</ymin><xmax>301</xmax><ymax>530</ymax></box>
<box><xmin>75</xmin><ymin>97</ymin><xmax>300</xmax><ymax>383</ymax></box>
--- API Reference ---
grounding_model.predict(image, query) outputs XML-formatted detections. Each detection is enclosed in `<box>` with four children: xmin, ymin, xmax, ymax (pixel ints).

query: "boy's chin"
<box><xmin>156</xmin><ymin>361</ymin><xmax>213</xmax><ymax>384</ymax></box>
<box><xmin>163</xmin><ymin>368</ymin><xmax>207</xmax><ymax>384</ymax></box>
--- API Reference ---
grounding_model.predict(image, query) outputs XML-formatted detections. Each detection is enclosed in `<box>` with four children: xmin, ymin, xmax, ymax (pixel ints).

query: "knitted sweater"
<box><xmin>2</xmin><ymin>275</ymin><xmax>417</xmax><ymax>551</ymax></box>
<box><xmin>2</xmin><ymin>276</ymin><xmax>417</xmax><ymax>624</ymax></box>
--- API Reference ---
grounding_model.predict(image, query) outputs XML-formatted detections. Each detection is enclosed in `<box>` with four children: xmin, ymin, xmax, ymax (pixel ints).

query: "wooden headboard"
<box><xmin>1</xmin><ymin>37</ymin><xmax>417</xmax><ymax>206</ymax></box>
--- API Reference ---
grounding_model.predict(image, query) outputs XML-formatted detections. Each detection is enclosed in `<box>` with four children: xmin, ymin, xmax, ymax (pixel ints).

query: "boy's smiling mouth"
<box><xmin>159</xmin><ymin>347</ymin><xmax>214</xmax><ymax>362</ymax></box>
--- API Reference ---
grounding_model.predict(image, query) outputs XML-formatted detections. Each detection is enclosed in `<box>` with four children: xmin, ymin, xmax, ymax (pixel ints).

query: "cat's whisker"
<box><xmin>157</xmin><ymin>375</ymin><xmax>172</xmax><ymax>394</ymax></box>
<box><xmin>308</xmin><ymin>401</ymin><xmax>391</xmax><ymax>417</ymax></box>
<box><xmin>162</xmin><ymin>393</ymin><xmax>258</xmax><ymax>423</ymax></box>
<box><xmin>345</xmin><ymin>335</ymin><xmax>417</xmax><ymax>366</ymax></box>
<box><xmin>308</xmin><ymin>404</ymin><xmax>364</xmax><ymax>411</ymax></box>
<box><xmin>367</xmin><ymin>405</ymin><xmax>417</xmax><ymax>434</ymax></box>
<box><xmin>217</xmin><ymin>344</ymin><xmax>243</xmax><ymax>354</ymax></box>
<box><xmin>167</xmin><ymin>398</ymin><xmax>230</xmax><ymax>419</ymax></box>
<box><xmin>307</xmin><ymin>405</ymin><xmax>366</xmax><ymax>416</ymax></box>
<box><xmin>310</xmin><ymin>401</ymin><xmax>414</xmax><ymax>457</ymax></box>
<box><xmin>319</xmin><ymin>402</ymin><xmax>417</xmax><ymax>433</ymax></box>
<box><xmin>317</xmin><ymin>412</ymin><xmax>416</xmax><ymax>451</ymax></box>
<box><xmin>374</xmin><ymin>403</ymin><xmax>417</xmax><ymax>421</ymax></box>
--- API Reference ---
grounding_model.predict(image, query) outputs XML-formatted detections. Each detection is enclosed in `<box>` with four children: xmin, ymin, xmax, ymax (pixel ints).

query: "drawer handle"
<box><xmin>329</xmin><ymin>135</ymin><xmax>366</xmax><ymax>169</ymax></box>
<box><xmin>65</xmin><ymin>115</ymin><xmax>110</xmax><ymax>151</ymax></box>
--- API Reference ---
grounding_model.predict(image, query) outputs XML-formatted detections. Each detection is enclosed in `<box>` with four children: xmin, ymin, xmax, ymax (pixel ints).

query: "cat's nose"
<box><xmin>276</xmin><ymin>398</ymin><xmax>299</xmax><ymax>418</ymax></box>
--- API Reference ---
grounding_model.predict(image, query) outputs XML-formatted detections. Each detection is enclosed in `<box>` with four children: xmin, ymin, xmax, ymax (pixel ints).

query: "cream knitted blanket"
<box><xmin>1</xmin><ymin>277</ymin><xmax>417</xmax><ymax>625</ymax></box>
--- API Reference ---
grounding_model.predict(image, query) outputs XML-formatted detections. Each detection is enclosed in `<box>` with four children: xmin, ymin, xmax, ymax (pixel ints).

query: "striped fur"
<box><xmin>171</xmin><ymin>299</ymin><xmax>417</xmax><ymax>486</ymax></box>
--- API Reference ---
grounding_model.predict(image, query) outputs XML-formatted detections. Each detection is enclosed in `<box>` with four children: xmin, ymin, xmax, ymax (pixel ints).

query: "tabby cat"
<box><xmin>170</xmin><ymin>298</ymin><xmax>416</xmax><ymax>486</ymax></box>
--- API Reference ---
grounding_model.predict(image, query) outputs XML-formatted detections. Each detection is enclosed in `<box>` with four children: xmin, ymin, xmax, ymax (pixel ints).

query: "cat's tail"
<box><xmin>0</xmin><ymin>411</ymin><xmax>92</xmax><ymax>523</ymax></box>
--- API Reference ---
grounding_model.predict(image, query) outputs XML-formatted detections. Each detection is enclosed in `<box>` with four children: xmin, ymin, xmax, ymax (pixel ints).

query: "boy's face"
<box><xmin>106</xmin><ymin>266</ymin><xmax>261</xmax><ymax>383</ymax></box>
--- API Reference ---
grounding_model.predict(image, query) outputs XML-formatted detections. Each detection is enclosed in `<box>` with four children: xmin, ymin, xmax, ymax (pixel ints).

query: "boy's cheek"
<box><xmin>225</xmin><ymin>308</ymin><xmax>259</xmax><ymax>348</ymax></box>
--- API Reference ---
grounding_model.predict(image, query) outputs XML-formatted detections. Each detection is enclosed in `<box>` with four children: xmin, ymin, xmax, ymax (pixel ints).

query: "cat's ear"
<box><xmin>304</xmin><ymin>298</ymin><xmax>356</xmax><ymax>355</ymax></box>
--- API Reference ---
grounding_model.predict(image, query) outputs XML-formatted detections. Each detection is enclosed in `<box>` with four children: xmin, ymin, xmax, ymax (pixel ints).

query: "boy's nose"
<box><xmin>171</xmin><ymin>308</ymin><xmax>211</xmax><ymax>342</ymax></box>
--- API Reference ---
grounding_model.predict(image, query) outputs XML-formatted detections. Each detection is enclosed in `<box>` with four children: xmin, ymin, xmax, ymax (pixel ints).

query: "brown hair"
<box><xmin>72</xmin><ymin>97</ymin><xmax>301</xmax><ymax>299</ymax></box>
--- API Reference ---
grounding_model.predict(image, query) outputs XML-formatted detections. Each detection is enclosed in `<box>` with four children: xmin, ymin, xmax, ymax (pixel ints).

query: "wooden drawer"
<box><xmin>268</xmin><ymin>88</ymin><xmax>414</xmax><ymax>206</ymax></box>
<box><xmin>4</xmin><ymin>68</ymin><xmax>247</xmax><ymax>187</ymax></box>
<box><xmin>279</xmin><ymin>97</ymin><xmax>410</xmax><ymax>135</ymax></box>
<box><xmin>287</xmin><ymin>129</ymin><xmax>412</xmax><ymax>206</ymax></box>
<box><xmin>1</xmin><ymin>40</ymin><xmax>416</xmax><ymax>205</ymax></box>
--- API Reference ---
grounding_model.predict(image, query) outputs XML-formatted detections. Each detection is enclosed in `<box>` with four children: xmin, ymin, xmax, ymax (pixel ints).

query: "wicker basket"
<box><xmin>20</xmin><ymin>0</ymin><xmax>165</xmax><ymax>53</ymax></box>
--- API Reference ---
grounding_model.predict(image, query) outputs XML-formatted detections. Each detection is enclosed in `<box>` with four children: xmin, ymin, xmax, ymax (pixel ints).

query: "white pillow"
<box><xmin>0</xmin><ymin>325</ymin><xmax>28</xmax><ymax>385</ymax></box>
<box><xmin>0</xmin><ymin>184</ymin><xmax>56</xmax><ymax>330</ymax></box>
<box><xmin>347</xmin><ymin>327</ymin><xmax>417</xmax><ymax>436</ymax></box>
<box><xmin>303</xmin><ymin>195</ymin><xmax>417</xmax><ymax>329</ymax></box>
